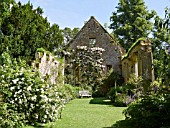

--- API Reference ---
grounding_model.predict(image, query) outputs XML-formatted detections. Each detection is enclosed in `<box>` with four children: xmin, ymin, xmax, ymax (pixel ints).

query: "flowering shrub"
<box><xmin>0</xmin><ymin>52</ymin><xmax>64</xmax><ymax>127</ymax></box>
<box><xmin>123</xmin><ymin>93</ymin><xmax>170</xmax><ymax>128</ymax></box>
<box><xmin>67</xmin><ymin>46</ymin><xmax>105</xmax><ymax>91</ymax></box>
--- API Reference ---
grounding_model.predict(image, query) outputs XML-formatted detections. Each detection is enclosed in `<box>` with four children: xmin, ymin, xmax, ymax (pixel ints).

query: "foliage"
<box><xmin>98</xmin><ymin>69</ymin><xmax>124</xmax><ymax>96</ymax></box>
<box><xmin>66</xmin><ymin>46</ymin><xmax>105</xmax><ymax>92</ymax></box>
<box><xmin>57</xmin><ymin>84</ymin><xmax>81</xmax><ymax>102</ymax></box>
<box><xmin>110</xmin><ymin>0</ymin><xmax>156</xmax><ymax>50</ymax></box>
<box><xmin>116</xmin><ymin>6</ymin><xmax>170</xmax><ymax>128</ymax></box>
<box><xmin>62</xmin><ymin>27</ymin><xmax>79</xmax><ymax>44</ymax></box>
<box><xmin>123</xmin><ymin>93</ymin><xmax>170</xmax><ymax>128</ymax></box>
<box><xmin>0</xmin><ymin>1</ymin><xmax>63</xmax><ymax>61</ymax></box>
<box><xmin>108</xmin><ymin>86</ymin><xmax>126</xmax><ymax>107</ymax></box>
<box><xmin>0</xmin><ymin>102</ymin><xmax>26</xmax><ymax>127</ymax></box>
<box><xmin>107</xmin><ymin>74</ymin><xmax>144</xmax><ymax>106</ymax></box>
<box><xmin>118</xmin><ymin>80</ymin><xmax>170</xmax><ymax>128</ymax></box>
<box><xmin>152</xmin><ymin>7</ymin><xmax>170</xmax><ymax>85</ymax></box>
<box><xmin>0</xmin><ymin>52</ymin><xmax>65</xmax><ymax>127</ymax></box>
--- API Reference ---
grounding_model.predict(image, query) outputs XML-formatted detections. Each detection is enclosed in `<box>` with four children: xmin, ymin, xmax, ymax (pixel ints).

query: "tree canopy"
<box><xmin>62</xmin><ymin>27</ymin><xmax>79</xmax><ymax>44</ymax></box>
<box><xmin>0</xmin><ymin>1</ymin><xmax>63</xmax><ymax>61</ymax></box>
<box><xmin>110</xmin><ymin>0</ymin><xmax>156</xmax><ymax>50</ymax></box>
<box><xmin>152</xmin><ymin>7</ymin><xmax>170</xmax><ymax>84</ymax></box>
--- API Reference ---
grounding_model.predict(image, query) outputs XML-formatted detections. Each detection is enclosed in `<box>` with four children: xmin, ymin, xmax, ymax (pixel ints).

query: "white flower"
<box><xmin>41</xmin><ymin>88</ymin><xmax>44</xmax><ymax>93</ymax></box>
<box><xmin>30</xmin><ymin>104</ymin><xmax>34</xmax><ymax>108</ymax></box>
<box><xmin>46</xmin><ymin>84</ymin><xmax>50</xmax><ymax>89</ymax></box>
<box><xmin>27</xmin><ymin>86</ymin><xmax>31</xmax><ymax>91</ymax></box>
<box><xmin>17</xmin><ymin>90</ymin><xmax>22</xmax><ymax>94</ymax></box>
<box><xmin>77</xmin><ymin>46</ymin><xmax>87</xmax><ymax>50</ymax></box>
<box><xmin>45</xmin><ymin>110</ymin><xmax>49</xmax><ymax>114</ymax></box>
<box><xmin>17</xmin><ymin>86</ymin><xmax>21</xmax><ymax>89</ymax></box>
<box><xmin>14</xmin><ymin>94</ymin><xmax>16</xmax><ymax>97</ymax></box>
<box><xmin>44</xmin><ymin>115</ymin><xmax>47</xmax><ymax>119</ymax></box>
<box><xmin>10</xmin><ymin>100</ymin><xmax>14</xmax><ymax>104</ymax></box>
<box><xmin>31</xmin><ymin>95</ymin><xmax>37</xmax><ymax>101</ymax></box>
<box><xmin>48</xmin><ymin>98</ymin><xmax>52</xmax><ymax>102</ymax></box>
<box><xmin>19</xmin><ymin>99</ymin><xmax>22</xmax><ymax>104</ymax></box>
<box><xmin>10</xmin><ymin>86</ymin><xmax>15</xmax><ymax>91</ymax></box>
<box><xmin>40</xmin><ymin>95</ymin><xmax>48</xmax><ymax>102</ymax></box>
<box><xmin>35</xmin><ymin>114</ymin><xmax>38</xmax><ymax>119</ymax></box>
<box><xmin>12</xmin><ymin>78</ymin><xmax>19</xmax><ymax>84</ymax></box>
<box><xmin>18</xmin><ymin>81</ymin><xmax>23</xmax><ymax>85</ymax></box>
<box><xmin>1</xmin><ymin>75</ymin><xmax>4</xmax><ymax>78</ymax></box>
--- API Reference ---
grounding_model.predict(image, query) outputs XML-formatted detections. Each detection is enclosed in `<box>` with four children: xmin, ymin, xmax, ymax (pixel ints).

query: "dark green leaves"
<box><xmin>110</xmin><ymin>0</ymin><xmax>155</xmax><ymax>51</ymax></box>
<box><xmin>0</xmin><ymin>1</ymin><xmax>63</xmax><ymax>61</ymax></box>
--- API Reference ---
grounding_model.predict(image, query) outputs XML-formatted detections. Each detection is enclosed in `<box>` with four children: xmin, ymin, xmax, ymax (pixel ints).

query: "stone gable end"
<box><xmin>69</xmin><ymin>16</ymin><xmax>124</xmax><ymax>73</ymax></box>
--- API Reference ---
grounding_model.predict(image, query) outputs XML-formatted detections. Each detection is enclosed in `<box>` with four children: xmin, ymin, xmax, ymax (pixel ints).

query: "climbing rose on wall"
<box><xmin>69</xmin><ymin>46</ymin><xmax>105</xmax><ymax>91</ymax></box>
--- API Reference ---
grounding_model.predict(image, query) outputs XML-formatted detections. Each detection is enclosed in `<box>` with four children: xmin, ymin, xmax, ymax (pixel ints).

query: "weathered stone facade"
<box><xmin>67</xmin><ymin>16</ymin><xmax>154</xmax><ymax>83</ymax></box>
<box><xmin>32</xmin><ymin>49</ymin><xmax>64</xmax><ymax>84</ymax></box>
<box><xmin>122</xmin><ymin>38</ymin><xmax>154</xmax><ymax>83</ymax></box>
<box><xmin>68</xmin><ymin>16</ymin><xmax>124</xmax><ymax>74</ymax></box>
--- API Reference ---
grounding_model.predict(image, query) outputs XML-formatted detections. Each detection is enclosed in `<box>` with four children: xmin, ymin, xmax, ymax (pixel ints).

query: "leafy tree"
<box><xmin>46</xmin><ymin>24</ymin><xmax>64</xmax><ymax>55</ymax></box>
<box><xmin>0</xmin><ymin>1</ymin><xmax>63</xmax><ymax>61</ymax></box>
<box><xmin>110</xmin><ymin>0</ymin><xmax>156</xmax><ymax>50</ymax></box>
<box><xmin>62</xmin><ymin>27</ymin><xmax>79</xmax><ymax>44</ymax></box>
<box><xmin>152</xmin><ymin>7</ymin><xmax>170</xmax><ymax>85</ymax></box>
<box><xmin>0</xmin><ymin>0</ymin><xmax>15</xmax><ymax>24</ymax></box>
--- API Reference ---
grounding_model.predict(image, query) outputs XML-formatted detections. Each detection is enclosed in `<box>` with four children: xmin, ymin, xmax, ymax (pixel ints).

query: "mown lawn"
<box><xmin>47</xmin><ymin>97</ymin><xmax>126</xmax><ymax>128</ymax></box>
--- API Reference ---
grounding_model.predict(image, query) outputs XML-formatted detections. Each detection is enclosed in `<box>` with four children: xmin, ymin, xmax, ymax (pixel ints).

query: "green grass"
<box><xmin>47</xmin><ymin>97</ymin><xmax>126</xmax><ymax>128</ymax></box>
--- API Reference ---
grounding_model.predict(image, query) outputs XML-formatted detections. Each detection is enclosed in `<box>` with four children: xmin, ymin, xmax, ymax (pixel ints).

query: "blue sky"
<box><xmin>17</xmin><ymin>0</ymin><xmax>169</xmax><ymax>29</ymax></box>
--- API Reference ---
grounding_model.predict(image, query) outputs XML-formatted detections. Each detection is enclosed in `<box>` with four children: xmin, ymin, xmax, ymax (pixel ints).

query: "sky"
<box><xmin>16</xmin><ymin>0</ymin><xmax>169</xmax><ymax>29</ymax></box>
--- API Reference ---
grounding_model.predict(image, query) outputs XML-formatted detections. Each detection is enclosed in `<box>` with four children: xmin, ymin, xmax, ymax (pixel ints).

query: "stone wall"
<box><xmin>32</xmin><ymin>49</ymin><xmax>64</xmax><ymax>84</ymax></box>
<box><xmin>67</xmin><ymin>16</ymin><xmax>154</xmax><ymax>84</ymax></box>
<box><xmin>68</xmin><ymin>16</ymin><xmax>124</xmax><ymax>74</ymax></box>
<box><xmin>122</xmin><ymin>38</ymin><xmax>154</xmax><ymax>83</ymax></box>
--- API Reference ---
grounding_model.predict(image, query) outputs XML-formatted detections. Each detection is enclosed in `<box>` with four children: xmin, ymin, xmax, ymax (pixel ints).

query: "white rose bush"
<box><xmin>0</xmin><ymin>52</ymin><xmax>65</xmax><ymax>127</ymax></box>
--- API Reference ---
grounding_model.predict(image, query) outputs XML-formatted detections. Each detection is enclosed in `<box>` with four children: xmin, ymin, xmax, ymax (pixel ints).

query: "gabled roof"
<box><xmin>68</xmin><ymin>16</ymin><xmax>115</xmax><ymax>46</ymax></box>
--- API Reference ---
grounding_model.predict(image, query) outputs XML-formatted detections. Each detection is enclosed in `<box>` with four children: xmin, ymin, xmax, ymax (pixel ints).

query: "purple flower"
<box><xmin>168</xmin><ymin>46</ymin><xmax>170</xmax><ymax>54</ymax></box>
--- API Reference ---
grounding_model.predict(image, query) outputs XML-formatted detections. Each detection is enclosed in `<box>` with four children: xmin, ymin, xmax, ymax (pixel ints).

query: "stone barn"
<box><xmin>68</xmin><ymin>16</ymin><xmax>124</xmax><ymax>74</ymax></box>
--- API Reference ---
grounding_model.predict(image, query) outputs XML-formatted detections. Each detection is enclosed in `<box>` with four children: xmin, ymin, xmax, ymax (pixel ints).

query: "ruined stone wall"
<box><xmin>32</xmin><ymin>50</ymin><xmax>64</xmax><ymax>84</ymax></box>
<box><xmin>69</xmin><ymin>16</ymin><xmax>124</xmax><ymax>74</ymax></box>
<box><xmin>122</xmin><ymin>39</ymin><xmax>154</xmax><ymax>83</ymax></box>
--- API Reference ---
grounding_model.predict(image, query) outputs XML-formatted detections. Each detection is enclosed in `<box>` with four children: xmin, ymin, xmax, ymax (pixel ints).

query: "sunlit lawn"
<box><xmin>47</xmin><ymin>97</ymin><xmax>126</xmax><ymax>128</ymax></box>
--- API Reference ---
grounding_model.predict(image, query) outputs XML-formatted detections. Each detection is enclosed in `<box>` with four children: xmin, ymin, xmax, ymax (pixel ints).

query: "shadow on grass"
<box><xmin>102</xmin><ymin>120</ymin><xmax>134</xmax><ymax>128</ymax></box>
<box><xmin>111</xmin><ymin>119</ymin><xmax>135</xmax><ymax>128</ymax></box>
<box><xmin>89</xmin><ymin>97</ymin><xmax>113</xmax><ymax>105</ymax></box>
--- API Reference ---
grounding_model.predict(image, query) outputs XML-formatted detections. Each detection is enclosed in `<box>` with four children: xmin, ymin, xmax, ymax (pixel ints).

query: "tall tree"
<box><xmin>0</xmin><ymin>1</ymin><xmax>63</xmax><ymax>61</ymax></box>
<box><xmin>152</xmin><ymin>7</ymin><xmax>170</xmax><ymax>84</ymax></box>
<box><xmin>62</xmin><ymin>27</ymin><xmax>79</xmax><ymax>44</ymax></box>
<box><xmin>110</xmin><ymin>0</ymin><xmax>156</xmax><ymax>50</ymax></box>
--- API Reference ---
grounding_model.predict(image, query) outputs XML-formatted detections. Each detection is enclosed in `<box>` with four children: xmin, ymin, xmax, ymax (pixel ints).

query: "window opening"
<box><xmin>106</xmin><ymin>65</ymin><xmax>112</xmax><ymax>71</ymax></box>
<box><xmin>89</xmin><ymin>38</ymin><xmax>96</xmax><ymax>47</ymax></box>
